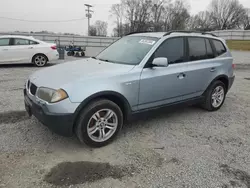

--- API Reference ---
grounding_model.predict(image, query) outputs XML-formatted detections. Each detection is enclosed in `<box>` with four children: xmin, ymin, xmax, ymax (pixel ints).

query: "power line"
<box><xmin>0</xmin><ymin>16</ymin><xmax>86</xmax><ymax>23</ymax></box>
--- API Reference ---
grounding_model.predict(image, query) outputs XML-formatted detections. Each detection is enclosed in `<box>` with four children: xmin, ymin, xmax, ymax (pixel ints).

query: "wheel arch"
<box><xmin>203</xmin><ymin>75</ymin><xmax>229</xmax><ymax>95</ymax></box>
<box><xmin>72</xmin><ymin>91</ymin><xmax>132</xmax><ymax>132</ymax></box>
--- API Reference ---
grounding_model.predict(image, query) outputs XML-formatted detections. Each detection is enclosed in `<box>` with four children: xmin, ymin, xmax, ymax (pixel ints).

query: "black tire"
<box><xmin>32</xmin><ymin>54</ymin><xmax>48</xmax><ymax>67</ymax></box>
<box><xmin>202</xmin><ymin>80</ymin><xmax>226</xmax><ymax>111</ymax></box>
<box><xmin>81</xmin><ymin>51</ymin><xmax>85</xmax><ymax>57</ymax></box>
<box><xmin>75</xmin><ymin>99</ymin><xmax>123</xmax><ymax>147</ymax></box>
<box><xmin>67</xmin><ymin>51</ymin><xmax>73</xmax><ymax>56</ymax></box>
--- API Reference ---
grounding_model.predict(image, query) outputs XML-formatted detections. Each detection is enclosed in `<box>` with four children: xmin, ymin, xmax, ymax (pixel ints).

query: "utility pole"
<box><xmin>84</xmin><ymin>4</ymin><xmax>93</xmax><ymax>36</ymax></box>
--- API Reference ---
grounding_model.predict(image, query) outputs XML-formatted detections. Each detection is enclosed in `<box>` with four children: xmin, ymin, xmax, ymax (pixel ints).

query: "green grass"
<box><xmin>226</xmin><ymin>40</ymin><xmax>250</xmax><ymax>51</ymax></box>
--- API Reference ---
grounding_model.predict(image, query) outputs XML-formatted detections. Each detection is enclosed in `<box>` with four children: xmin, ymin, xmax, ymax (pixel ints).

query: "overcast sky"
<box><xmin>0</xmin><ymin>0</ymin><xmax>250</xmax><ymax>36</ymax></box>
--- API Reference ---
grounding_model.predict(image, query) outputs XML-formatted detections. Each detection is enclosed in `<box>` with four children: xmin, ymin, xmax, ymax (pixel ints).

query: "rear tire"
<box><xmin>33</xmin><ymin>54</ymin><xmax>48</xmax><ymax>67</ymax></box>
<box><xmin>202</xmin><ymin>80</ymin><xmax>226</xmax><ymax>111</ymax></box>
<box><xmin>75</xmin><ymin>99</ymin><xmax>123</xmax><ymax>147</ymax></box>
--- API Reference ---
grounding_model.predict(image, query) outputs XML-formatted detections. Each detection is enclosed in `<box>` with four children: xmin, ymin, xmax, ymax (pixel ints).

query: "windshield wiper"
<box><xmin>98</xmin><ymin>58</ymin><xmax>110</xmax><ymax>62</ymax></box>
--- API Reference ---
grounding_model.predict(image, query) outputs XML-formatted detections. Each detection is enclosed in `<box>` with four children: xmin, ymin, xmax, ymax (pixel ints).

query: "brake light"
<box><xmin>232</xmin><ymin>64</ymin><xmax>236</xmax><ymax>69</ymax></box>
<box><xmin>51</xmin><ymin>45</ymin><xmax>57</xmax><ymax>50</ymax></box>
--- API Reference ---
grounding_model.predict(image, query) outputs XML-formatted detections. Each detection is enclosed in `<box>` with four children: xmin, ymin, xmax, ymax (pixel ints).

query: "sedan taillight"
<box><xmin>51</xmin><ymin>45</ymin><xmax>57</xmax><ymax>50</ymax></box>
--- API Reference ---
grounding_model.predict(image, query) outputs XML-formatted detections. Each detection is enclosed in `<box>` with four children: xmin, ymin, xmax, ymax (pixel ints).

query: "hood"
<box><xmin>29</xmin><ymin>58</ymin><xmax>135</xmax><ymax>89</ymax></box>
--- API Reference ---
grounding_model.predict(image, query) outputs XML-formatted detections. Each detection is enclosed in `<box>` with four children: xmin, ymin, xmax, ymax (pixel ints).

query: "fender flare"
<box><xmin>72</xmin><ymin>90</ymin><xmax>132</xmax><ymax>124</ymax></box>
<box><xmin>203</xmin><ymin>74</ymin><xmax>229</xmax><ymax>95</ymax></box>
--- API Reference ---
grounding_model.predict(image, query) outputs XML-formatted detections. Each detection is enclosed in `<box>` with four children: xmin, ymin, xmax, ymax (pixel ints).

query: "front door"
<box><xmin>138</xmin><ymin>37</ymin><xmax>189</xmax><ymax>110</ymax></box>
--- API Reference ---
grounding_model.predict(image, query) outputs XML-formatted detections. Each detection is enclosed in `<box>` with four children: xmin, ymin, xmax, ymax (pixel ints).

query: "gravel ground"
<box><xmin>0</xmin><ymin>55</ymin><xmax>250</xmax><ymax>188</ymax></box>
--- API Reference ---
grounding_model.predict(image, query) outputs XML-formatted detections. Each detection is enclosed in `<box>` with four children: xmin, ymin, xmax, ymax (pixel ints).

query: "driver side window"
<box><xmin>154</xmin><ymin>37</ymin><xmax>185</xmax><ymax>65</ymax></box>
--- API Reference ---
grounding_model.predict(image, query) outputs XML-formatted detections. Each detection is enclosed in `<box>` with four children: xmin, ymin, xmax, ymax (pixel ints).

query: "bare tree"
<box><xmin>89</xmin><ymin>26</ymin><xmax>97</xmax><ymax>36</ymax></box>
<box><xmin>122</xmin><ymin>0</ymin><xmax>152</xmax><ymax>32</ymax></box>
<box><xmin>209</xmin><ymin>0</ymin><xmax>246</xmax><ymax>30</ymax></box>
<box><xmin>242</xmin><ymin>8</ymin><xmax>250</xmax><ymax>30</ymax></box>
<box><xmin>188</xmin><ymin>11</ymin><xmax>213</xmax><ymax>31</ymax></box>
<box><xmin>163</xmin><ymin>0</ymin><xmax>190</xmax><ymax>31</ymax></box>
<box><xmin>110</xmin><ymin>4</ymin><xmax>124</xmax><ymax>37</ymax></box>
<box><xmin>151</xmin><ymin>0</ymin><xmax>166</xmax><ymax>31</ymax></box>
<box><xmin>94</xmin><ymin>20</ymin><xmax>108</xmax><ymax>36</ymax></box>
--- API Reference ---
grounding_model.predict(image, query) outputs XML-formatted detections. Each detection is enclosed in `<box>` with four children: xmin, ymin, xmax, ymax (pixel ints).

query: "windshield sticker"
<box><xmin>139</xmin><ymin>39</ymin><xmax>156</xmax><ymax>45</ymax></box>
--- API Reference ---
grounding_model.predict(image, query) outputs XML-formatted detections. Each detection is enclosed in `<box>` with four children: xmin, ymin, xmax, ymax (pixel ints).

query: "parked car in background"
<box><xmin>24</xmin><ymin>31</ymin><xmax>235</xmax><ymax>147</ymax></box>
<box><xmin>0</xmin><ymin>35</ymin><xmax>59</xmax><ymax>67</ymax></box>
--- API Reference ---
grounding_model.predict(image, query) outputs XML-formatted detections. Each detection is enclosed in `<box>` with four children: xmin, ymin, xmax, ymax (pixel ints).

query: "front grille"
<box><xmin>30</xmin><ymin>83</ymin><xmax>37</xmax><ymax>95</ymax></box>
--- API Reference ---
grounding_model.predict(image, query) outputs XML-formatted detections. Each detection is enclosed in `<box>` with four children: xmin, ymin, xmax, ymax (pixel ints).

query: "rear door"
<box><xmin>183</xmin><ymin>37</ymin><xmax>218</xmax><ymax>99</ymax></box>
<box><xmin>9</xmin><ymin>38</ymin><xmax>37</xmax><ymax>63</ymax></box>
<box><xmin>0</xmin><ymin>38</ymin><xmax>11</xmax><ymax>63</ymax></box>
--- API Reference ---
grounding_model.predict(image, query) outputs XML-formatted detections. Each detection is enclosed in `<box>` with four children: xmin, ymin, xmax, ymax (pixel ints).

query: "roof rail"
<box><xmin>125</xmin><ymin>31</ymin><xmax>152</xmax><ymax>36</ymax></box>
<box><xmin>163</xmin><ymin>30</ymin><xmax>217</xmax><ymax>37</ymax></box>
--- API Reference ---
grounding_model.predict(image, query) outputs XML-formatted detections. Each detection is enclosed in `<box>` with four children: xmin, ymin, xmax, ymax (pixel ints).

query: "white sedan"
<box><xmin>0</xmin><ymin>35</ymin><xmax>59</xmax><ymax>67</ymax></box>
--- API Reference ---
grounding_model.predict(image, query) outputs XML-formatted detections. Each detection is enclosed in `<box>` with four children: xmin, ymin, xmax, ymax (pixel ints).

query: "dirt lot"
<box><xmin>0</xmin><ymin>57</ymin><xmax>250</xmax><ymax>188</ymax></box>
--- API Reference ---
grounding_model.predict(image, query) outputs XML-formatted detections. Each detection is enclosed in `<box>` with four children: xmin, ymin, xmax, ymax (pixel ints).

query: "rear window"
<box><xmin>0</xmin><ymin>38</ymin><xmax>10</xmax><ymax>46</ymax></box>
<box><xmin>14</xmin><ymin>38</ymin><xmax>30</xmax><ymax>45</ymax></box>
<box><xmin>13</xmin><ymin>38</ymin><xmax>39</xmax><ymax>45</ymax></box>
<box><xmin>212</xmin><ymin>40</ymin><xmax>227</xmax><ymax>56</ymax></box>
<box><xmin>188</xmin><ymin>37</ymin><xmax>207</xmax><ymax>61</ymax></box>
<box><xmin>29</xmin><ymin>40</ymin><xmax>39</xmax><ymax>45</ymax></box>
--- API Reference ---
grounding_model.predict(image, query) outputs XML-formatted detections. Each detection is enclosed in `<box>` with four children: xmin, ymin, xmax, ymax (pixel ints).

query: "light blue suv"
<box><xmin>24</xmin><ymin>31</ymin><xmax>235</xmax><ymax>147</ymax></box>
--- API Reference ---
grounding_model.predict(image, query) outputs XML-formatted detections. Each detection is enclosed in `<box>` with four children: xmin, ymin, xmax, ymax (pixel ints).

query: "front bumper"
<box><xmin>228</xmin><ymin>75</ymin><xmax>235</xmax><ymax>90</ymax></box>
<box><xmin>24</xmin><ymin>89</ymin><xmax>74</xmax><ymax>137</ymax></box>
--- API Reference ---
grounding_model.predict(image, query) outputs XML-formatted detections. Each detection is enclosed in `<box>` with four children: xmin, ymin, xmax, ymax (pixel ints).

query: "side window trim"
<box><xmin>209</xmin><ymin>39</ymin><xmax>217</xmax><ymax>57</ymax></box>
<box><xmin>183</xmin><ymin>36</ymin><xmax>189</xmax><ymax>62</ymax></box>
<box><xmin>144</xmin><ymin>36</ymin><xmax>186</xmax><ymax>68</ymax></box>
<box><xmin>10</xmin><ymin>38</ymin><xmax>14</xmax><ymax>45</ymax></box>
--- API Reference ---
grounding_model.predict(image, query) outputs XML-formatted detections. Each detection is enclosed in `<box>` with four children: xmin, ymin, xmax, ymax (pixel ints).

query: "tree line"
<box><xmin>110</xmin><ymin>0</ymin><xmax>250</xmax><ymax>37</ymax></box>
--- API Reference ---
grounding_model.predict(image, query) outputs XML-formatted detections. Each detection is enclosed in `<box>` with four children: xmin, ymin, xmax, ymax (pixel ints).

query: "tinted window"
<box><xmin>154</xmin><ymin>37</ymin><xmax>184</xmax><ymax>64</ymax></box>
<box><xmin>14</xmin><ymin>38</ymin><xmax>29</xmax><ymax>45</ymax></box>
<box><xmin>0</xmin><ymin>38</ymin><xmax>10</xmax><ymax>46</ymax></box>
<box><xmin>188</xmin><ymin>37</ymin><xmax>207</xmax><ymax>61</ymax></box>
<box><xmin>213</xmin><ymin>40</ymin><xmax>226</xmax><ymax>56</ymax></box>
<box><xmin>206</xmin><ymin>39</ymin><xmax>214</xmax><ymax>58</ymax></box>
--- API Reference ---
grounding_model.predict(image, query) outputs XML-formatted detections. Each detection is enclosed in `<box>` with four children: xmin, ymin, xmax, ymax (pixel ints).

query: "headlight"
<box><xmin>36</xmin><ymin>87</ymin><xmax>68</xmax><ymax>103</ymax></box>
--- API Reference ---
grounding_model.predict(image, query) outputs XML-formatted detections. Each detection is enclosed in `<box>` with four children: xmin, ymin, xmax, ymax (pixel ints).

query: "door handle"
<box><xmin>2</xmin><ymin>49</ymin><xmax>8</xmax><ymax>51</ymax></box>
<box><xmin>28</xmin><ymin>47</ymin><xmax>33</xmax><ymax>49</ymax></box>
<box><xmin>177</xmin><ymin>73</ymin><xmax>186</xmax><ymax>79</ymax></box>
<box><xmin>210</xmin><ymin>67</ymin><xmax>216</xmax><ymax>72</ymax></box>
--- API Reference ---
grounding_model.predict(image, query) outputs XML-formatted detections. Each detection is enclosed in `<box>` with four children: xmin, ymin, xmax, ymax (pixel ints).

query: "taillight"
<box><xmin>51</xmin><ymin>45</ymin><xmax>57</xmax><ymax>50</ymax></box>
<box><xmin>232</xmin><ymin>64</ymin><xmax>236</xmax><ymax>69</ymax></box>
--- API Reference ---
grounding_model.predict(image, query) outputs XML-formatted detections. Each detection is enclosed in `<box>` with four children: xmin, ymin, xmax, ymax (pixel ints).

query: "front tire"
<box><xmin>75</xmin><ymin>99</ymin><xmax>123</xmax><ymax>147</ymax></box>
<box><xmin>33</xmin><ymin>54</ymin><xmax>48</xmax><ymax>67</ymax></box>
<box><xmin>202</xmin><ymin>80</ymin><xmax>226</xmax><ymax>111</ymax></box>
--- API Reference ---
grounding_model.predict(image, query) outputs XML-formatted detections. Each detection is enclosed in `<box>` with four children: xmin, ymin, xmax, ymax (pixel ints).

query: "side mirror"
<box><xmin>152</xmin><ymin>57</ymin><xmax>168</xmax><ymax>67</ymax></box>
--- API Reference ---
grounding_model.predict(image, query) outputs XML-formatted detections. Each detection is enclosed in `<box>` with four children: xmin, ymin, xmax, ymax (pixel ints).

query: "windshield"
<box><xmin>95</xmin><ymin>36</ymin><xmax>159</xmax><ymax>65</ymax></box>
